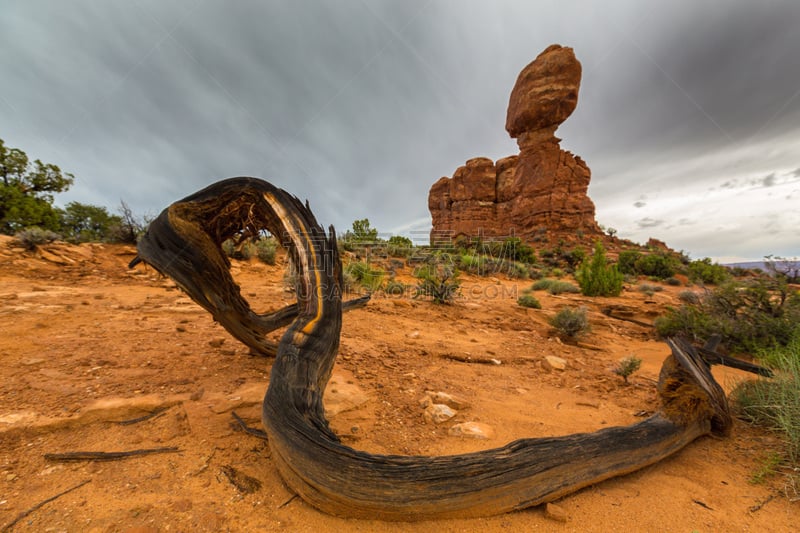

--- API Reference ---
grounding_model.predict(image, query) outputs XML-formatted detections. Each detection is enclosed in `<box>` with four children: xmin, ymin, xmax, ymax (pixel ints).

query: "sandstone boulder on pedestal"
<box><xmin>429</xmin><ymin>44</ymin><xmax>602</xmax><ymax>244</ymax></box>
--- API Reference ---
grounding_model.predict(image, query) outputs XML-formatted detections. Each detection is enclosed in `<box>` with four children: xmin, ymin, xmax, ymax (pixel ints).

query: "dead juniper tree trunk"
<box><xmin>136</xmin><ymin>177</ymin><xmax>733</xmax><ymax>520</ymax></box>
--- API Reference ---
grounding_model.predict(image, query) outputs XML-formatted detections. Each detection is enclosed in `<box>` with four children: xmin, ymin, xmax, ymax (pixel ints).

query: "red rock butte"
<box><xmin>428</xmin><ymin>44</ymin><xmax>602</xmax><ymax>245</ymax></box>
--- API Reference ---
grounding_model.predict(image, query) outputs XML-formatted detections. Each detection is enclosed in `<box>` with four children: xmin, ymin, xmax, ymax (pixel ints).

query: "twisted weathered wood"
<box><xmin>137</xmin><ymin>177</ymin><xmax>734</xmax><ymax>520</ymax></box>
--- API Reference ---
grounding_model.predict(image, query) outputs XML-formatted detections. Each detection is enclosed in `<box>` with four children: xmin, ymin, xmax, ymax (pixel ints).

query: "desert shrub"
<box><xmin>614</xmin><ymin>355</ymin><xmax>643</xmax><ymax>384</ymax></box>
<box><xmin>731</xmin><ymin>329</ymin><xmax>800</xmax><ymax>468</ymax></box>
<box><xmin>678</xmin><ymin>290</ymin><xmax>701</xmax><ymax>304</ymax></box>
<box><xmin>561</xmin><ymin>247</ymin><xmax>586</xmax><ymax>269</ymax></box>
<box><xmin>414</xmin><ymin>253</ymin><xmax>460</xmax><ymax>304</ymax></box>
<box><xmin>637</xmin><ymin>283</ymin><xmax>663</xmax><ymax>296</ymax></box>
<box><xmin>688</xmin><ymin>258</ymin><xmax>730</xmax><ymax>285</ymax></box>
<box><xmin>504</xmin><ymin>260</ymin><xmax>530</xmax><ymax>279</ymax></box>
<box><xmin>617</xmin><ymin>250</ymin><xmax>641</xmax><ymax>275</ymax></box>
<box><xmin>387</xmin><ymin>235</ymin><xmax>413</xmax><ymax>258</ymax></box>
<box><xmin>517</xmin><ymin>294</ymin><xmax>542</xmax><ymax>309</ymax></box>
<box><xmin>459</xmin><ymin>253</ymin><xmax>487</xmax><ymax>275</ymax></box>
<box><xmin>550</xmin><ymin>306</ymin><xmax>590</xmax><ymax>340</ymax></box>
<box><xmin>221</xmin><ymin>239</ymin><xmax>236</xmax><ymax>257</ymax></box>
<box><xmin>576</xmin><ymin>241</ymin><xmax>624</xmax><ymax>297</ymax></box>
<box><xmin>665</xmin><ymin>277</ymin><xmax>682</xmax><ymax>286</ymax></box>
<box><xmin>255</xmin><ymin>237</ymin><xmax>277</xmax><ymax>265</ymax></box>
<box><xmin>239</xmin><ymin>241</ymin><xmax>255</xmax><ymax>260</ymax></box>
<box><xmin>14</xmin><ymin>227</ymin><xmax>61</xmax><ymax>250</ymax></box>
<box><xmin>501</xmin><ymin>237</ymin><xmax>537</xmax><ymax>264</ymax></box>
<box><xmin>655</xmin><ymin>278</ymin><xmax>800</xmax><ymax>353</ymax></box>
<box><xmin>384</xmin><ymin>278</ymin><xmax>408</xmax><ymax>297</ymax></box>
<box><xmin>634</xmin><ymin>252</ymin><xmax>681</xmax><ymax>279</ymax></box>
<box><xmin>344</xmin><ymin>260</ymin><xmax>385</xmax><ymax>293</ymax></box>
<box><xmin>531</xmin><ymin>278</ymin><xmax>580</xmax><ymax>295</ymax></box>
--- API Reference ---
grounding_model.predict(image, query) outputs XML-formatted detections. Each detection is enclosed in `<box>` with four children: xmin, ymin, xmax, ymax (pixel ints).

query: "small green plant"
<box><xmin>255</xmin><ymin>237</ymin><xmax>277</xmax><ymax>265</ymax></box>
<box><xmin>387</xmin><ymin>235</ymin><xmax>413</xmax><ymax>257</ymax></box>
<box><xmin>665</xmin><ymin>277</ymin><xmax>682</xmax><ymax>286</ymax></box>
<box><xmin>459</xmin><ymin>253</ymin><xmax>487</xmax><ymax>275</ymax></box>
<box><xmin>414</xmin><ymin>253</ymin><xmax>460</xmax><ymax>304</ymax></box>
<box><xmin>748</xmin><ymin>452</ymin><xmax>784</xmax><ymax>484</ymax></box>
<box><xmin>517</xmin><ymin>294</ymin><xmax>542</xmax><ymax>309</ymax></box>
<box><xmin>678</xmin><ymin>290</ymin><xmax>700</xmax><ymax>304</ymax></box>
<box><xmin>575</xmin><ymin>241</ymin><xmax>624</xmax><ymax>297</ymax></box>
<box><xmin>549</xmin><ymin>306</ymin><xmax>590</xmax><ymax>340</ymax></box>
<box><xmin>14</xmin><ymin>227</ymin><xmax>60</xmax><ymax>250</ymax></box>
<box><xmin>531</xmin><ymin>278</ymin><xmax>580</xmax><ymax>295</ymax></box>
<box><xmin>344</xmin><ymin>261</ymin><xmax>385</xmax><ymax>293</ymax></box>
<box><xmin>384</xmin><ymin>277</ymin><xmax>408</xmax><ymax>297</ymax></box>
<box><xmin>637</xmin><ymin>283</ymin><xmax>663</xmax><ymax>297</ymax></box>
<box><xmin>613</xmin><ymin>355</ymin><xmax>643</xmax><ymax>384</ymax></box>
<box><xmin>688</xmin><ymin>258</ymin><xmax>730</xmax><ymax>285</ymax></box>
<box><xmin>221</xmin><ymin>239</ymin><xmax>236</xmax><ymax>258</ymax></box>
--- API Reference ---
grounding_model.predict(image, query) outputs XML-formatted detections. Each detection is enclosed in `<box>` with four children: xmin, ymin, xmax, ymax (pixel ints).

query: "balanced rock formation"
<box><xmin>429</xmin><ymin>44</ymin><xmax>602</xmax><ymax>244</ymax></box>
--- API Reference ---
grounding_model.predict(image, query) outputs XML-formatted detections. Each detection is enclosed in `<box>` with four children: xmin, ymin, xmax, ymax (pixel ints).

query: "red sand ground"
<box><xmin>0</xmin><ymin>236</ymin><xmax>795</xmax><ymax>531</ymax></box>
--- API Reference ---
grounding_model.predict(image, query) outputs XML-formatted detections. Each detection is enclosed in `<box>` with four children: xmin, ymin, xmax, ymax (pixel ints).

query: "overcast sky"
<box><xmin>2</xmin><ymin>0</ymin><xmax>799</xmax><ymax>262</ymax></box>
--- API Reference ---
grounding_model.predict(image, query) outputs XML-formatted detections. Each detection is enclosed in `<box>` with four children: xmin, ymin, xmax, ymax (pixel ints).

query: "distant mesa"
<box><xmin>429</xmin><ymin>44</ymin><xmax>602</xmax><ymax>245</ymax></box>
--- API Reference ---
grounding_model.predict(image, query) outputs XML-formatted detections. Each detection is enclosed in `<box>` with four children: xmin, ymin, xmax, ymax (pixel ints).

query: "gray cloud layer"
<box><xmin>2</xmin><ymin>0</ymin><xmax>799</xmax><ymax>261</ymax></box>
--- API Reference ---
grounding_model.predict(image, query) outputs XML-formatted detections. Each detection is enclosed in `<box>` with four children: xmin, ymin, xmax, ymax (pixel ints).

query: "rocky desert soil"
<box><xmin>0</xmin><ymin>235</ymin><xmax>796</xmax><ymax>532</ymax></box>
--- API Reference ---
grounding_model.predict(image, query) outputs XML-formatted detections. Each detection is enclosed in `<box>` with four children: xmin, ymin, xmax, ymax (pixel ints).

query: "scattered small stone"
<box><xmin>424</xmin><ymin>403</ymin><xmax>456</xmax><ymax>424</ymax></box>
<box><xmin>176</xmin><ymin>326</ymin><xmax>186</xmax><ymax>333</ymax></box>
<box><xmin>449</xmin><ymin>422</ymin><xmax>495</xmax><ymax>440</ymax></box>
<box><xmin>407</xmin><ymin>330</ymin><xmax>420</xmax><ymax>339</ymax></box>
<box><xmin>543</xmin><ymin>355</ymin><xmax>568</xmax><ymax>371</ymax></box>
<box><xmin>430</xmin><ymin>392</ymin><xmax>470</xmax><ymax>410</ymax></box>
<box><xmin>6</xmin><ymin>473</ymin><xmax>17</xmax><ymax>481</ymax></box>
<box><xmin>545</xmin><ymin>502</ymin><xmax>569</xmax><ymax>522</ymax></box>
<box><xmin>208</xmin><ymin>338</ymin><xmax>225</xmax><ymax>348</ymax></box>
<box><xmin>189</xmin><ymin>388</ymin><xmax>205</xmax><ymax>401</ymax></box>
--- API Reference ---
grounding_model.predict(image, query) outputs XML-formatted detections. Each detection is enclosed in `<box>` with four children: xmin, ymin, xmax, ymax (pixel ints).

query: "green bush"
<box><xmin>576</xmin><ymin>241</ymin><xmax>624</xmax><ymax>297</ymax></box>
<box><xmin>678</xmin><ymin>290</ymin><xmax>700</xmax><ymax>304</ymax></box>
<box><xmin>384</xmin><ymin>278</ymin><xmax>408</xmax><ymax>297</ymax></box>
<box><xmin>504</xmin><ymin>260</ymin><xmax>530</xmax><ymax>279</ymax></box>
<box><xmin>459</xmin><ymin>253</ymin><xmax>487</xmax><ymax>275</ymax></box>
<box><xmin>344</xmin><ymin>261</ymin><xmax>385</xmax><ymax>293</ymax></box>
<box><xmin>414</xmin><ymin>253</ymin><xmax>460</xmax><ymax>304</ymax></box>
<box><xmin>255</xmin><ymin>237</ymin><xmax>277</xmax><ymax>265</ymax></box>
<box><xmin>655</xmin><ymin>278</ymin><xmax>800</xmax><ymax>353</ymax></box>
<box><xmin>550</xmin><ymin>306</ymin><xmax>590</xmax><ymax>340</ymax></box>
<box><xmin>634</xmin><ymin>252</ymin><xmax>681</xmax><ymax>279</ymax></box>
<box><xmin>665</xmin><ymin>277</ymin><xmax>682</xmax><ymax>286</ymax></box>
<box><xmin>617</xmin><ymin>250</ymin><xmax>642</xmax><ymax>275</ymax></box>
<box><xmin>517</xmin><ymin>294</ymin><xmax>542</xmax><ymax>309</ymax></box>
<box><xmin>14</xmin><ymin>226</ymin><xmax>61</xmax><ymax>250</ymax></box>
<box><xmin>387</xmin><ymin>235</ymin><xmax>413</xmax><ymax>258</ymax></box>
<box><xmin>531</xmin><ymin>278</ymin><xmax>580</xmax><ymax>295</ymax></box>
<box><xmin>731</xmin><ymin>329</ymin><xmax>800</xmax><ymax>467</ymax></box>
<box><xmin>561</xmin><ymin>247</ymin><xmax>586</xmax><ymax>269</ymax></box>
<box><xmin>687</xmin><ymin>258</ymin><xmax>730</xmax><ymax>285</ymax></box>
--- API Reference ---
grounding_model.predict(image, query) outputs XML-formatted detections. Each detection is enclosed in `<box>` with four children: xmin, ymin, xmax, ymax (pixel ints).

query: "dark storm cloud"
<box><xmin>636</xmin><ymin>217</ymin><xmax>664</xmax><ymax>229</ymax></box>
<box><xmin>1</xmin><ymin>0</ymin><xmax>799</xmax><ymax>260</ymax></box>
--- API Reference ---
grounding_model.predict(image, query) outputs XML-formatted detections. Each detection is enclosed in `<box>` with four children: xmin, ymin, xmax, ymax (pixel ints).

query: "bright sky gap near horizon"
<box><xmin>1</xmin><ymin>1</ymin><xmax>799</xmax><ymax>263</ymax></box>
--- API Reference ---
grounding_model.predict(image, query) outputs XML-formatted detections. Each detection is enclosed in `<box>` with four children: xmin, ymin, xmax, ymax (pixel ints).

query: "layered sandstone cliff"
<box><xmin>429</xmin><ymin>44</ymin><xmax>602</xmax><ymax>244</ymax></box>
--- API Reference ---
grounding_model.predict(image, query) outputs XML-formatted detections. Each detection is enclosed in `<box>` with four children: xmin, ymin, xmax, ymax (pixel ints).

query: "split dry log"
<box><xmin>136</xmin><ymin>177</ymin><xmax>735</xmax><ymax>520</ymax></box>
